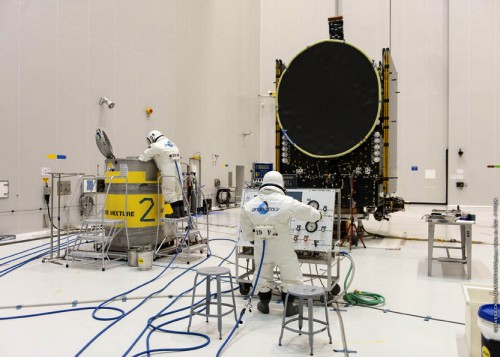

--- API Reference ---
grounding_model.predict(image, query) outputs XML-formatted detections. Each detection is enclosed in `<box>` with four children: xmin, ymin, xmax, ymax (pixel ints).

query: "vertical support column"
<box><xmin>427</xmin><ymin>222</ymin><xmax>435</xmax><ymax>276</ymax></box>
<box><xmin>275</xmin><ymin>60</ymin><xmax>283</xmax><ymax>171</ymax></box>
<box><xmin>382</xmin><ymin>49</ymin><xmax>391</xmax><ymax>194</ymax></box>
<box><xmin>465</xmin><ymin>224</ymin><xmax>472</xmax><ymax>280</ymax></box>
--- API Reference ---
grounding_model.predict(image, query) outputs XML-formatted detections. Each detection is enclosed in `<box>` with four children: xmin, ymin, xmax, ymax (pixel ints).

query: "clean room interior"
<box><xmin>1</xmin><ymin>1</ymin><xmax>500</xmax><ymax>356</ymax></box>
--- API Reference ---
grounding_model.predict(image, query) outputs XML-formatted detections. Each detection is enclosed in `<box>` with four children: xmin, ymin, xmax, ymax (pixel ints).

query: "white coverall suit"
<box><xmin>239</xmin><ymin>186</ymin><xmax>321</xmax><ymax>293</ymax></box>
<box><xmin>138</xmin><ymin>136</ymin><xmax>182</xmax><ymax>204</ymax></box>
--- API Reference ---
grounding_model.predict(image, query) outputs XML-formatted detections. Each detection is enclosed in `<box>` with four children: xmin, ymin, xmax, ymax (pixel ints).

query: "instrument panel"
<box><xmin>239</xmin><ymin>188</ymin><xmax>337</xmax><ymax>253</ymax></box>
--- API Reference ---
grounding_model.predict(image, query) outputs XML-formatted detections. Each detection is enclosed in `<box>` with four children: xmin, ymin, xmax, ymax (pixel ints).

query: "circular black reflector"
<box><xmin>277</xmin><ymin>40</ymin><xmax>381</xmax><ymax>158</ymax></box>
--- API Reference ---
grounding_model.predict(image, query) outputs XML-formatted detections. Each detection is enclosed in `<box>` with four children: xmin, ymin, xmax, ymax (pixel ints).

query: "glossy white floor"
<box><xmin>0</xmin><ymin>204</ymin><xmax>495</xmax><ymax>357</ymax></box>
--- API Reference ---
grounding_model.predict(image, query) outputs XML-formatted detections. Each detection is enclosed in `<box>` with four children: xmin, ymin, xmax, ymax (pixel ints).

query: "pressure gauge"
<box><xmin>305</xmin><ymin>221</ymin><xmax>318</xmax><ymax>233</ymax></box>
<box><xmin>308</xmin><ymin>200</ymin><xmax>319</xmax><ymax>209</ymax></box>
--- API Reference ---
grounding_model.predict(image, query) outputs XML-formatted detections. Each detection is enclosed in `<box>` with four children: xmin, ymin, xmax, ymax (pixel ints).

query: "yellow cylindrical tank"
<box><xmin>104</xmin><ymin>158</ymin><xmax>163</xmax><ymax>251</ymax></box>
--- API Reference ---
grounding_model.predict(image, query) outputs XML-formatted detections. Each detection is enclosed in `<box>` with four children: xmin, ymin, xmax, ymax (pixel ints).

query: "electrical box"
<box><xmin>82</xmin><ymin>179</ymin><xmax>105</xmax><ymax>193</ymax></box>
<box><xmin>252</xmin><ymin>163</ymin><xmax>273</xmax><ymax>186</ymax></box>
<box><xmin>58</xmin><ymin>181</ymin><xmax>71</xmax><ymax>195</ymax></box>
<box><xmin>0</xmin><ymin>181</ymin><xmax>8</xmax><ymax>199</ymax></box>
<box><xmin>82</xmin><ymin>179</ymin><xmax>96</xmax><ymax>193</ymax></box>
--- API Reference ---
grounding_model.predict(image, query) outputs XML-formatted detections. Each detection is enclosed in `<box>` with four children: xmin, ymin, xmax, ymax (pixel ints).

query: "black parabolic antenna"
<box><xmin>277</xmin><ymin>40</ymin><xmax>381</xmax><ymax>158</ymax></box>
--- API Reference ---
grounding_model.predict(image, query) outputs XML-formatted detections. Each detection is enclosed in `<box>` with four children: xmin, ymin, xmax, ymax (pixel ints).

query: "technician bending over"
<box><xmin>240</xmin><ymin>171</ymin><xmax>321</xmax><ymax>316</ymax></box>
<box><xmin>139</xmin><ymin>130</ymin><xmax>185</xmax><ymax>218</ymax></box>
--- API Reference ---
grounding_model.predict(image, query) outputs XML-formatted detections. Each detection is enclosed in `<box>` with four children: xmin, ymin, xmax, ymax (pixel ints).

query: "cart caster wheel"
<box><xmin>330</xmin><ymin>283</ymin><xmax>341</xmax><ymax>296</ymax></box>
<box><xmin>320</xmin><ymin>284</ymin><xmax>341</xmax><ymax>304</ymax></box>
<box><xmin>187</xmin><ymin>261</ymin><xmax>190</xmax><ymax>265</ymax></box>
<box><xmin>66</xmin><ymin>264</ymin><xmax>69</xmax><ymax>268</ymax></box>
<box><xmin>102</xmin><ymin>268</ymin><xmax>105</xmax><ymax>271</ymax></box>
<box><xmin>239</xmin><ymin>282</ymin><xmax>252</xmax><ymax>296</ymax></box>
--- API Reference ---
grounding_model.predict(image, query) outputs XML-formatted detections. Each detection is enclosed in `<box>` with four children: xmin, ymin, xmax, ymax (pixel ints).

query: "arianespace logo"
<box><xmin>252</xmin><ymin>202</ymin><xmax>280</xmax><ymax>215</ymax></box>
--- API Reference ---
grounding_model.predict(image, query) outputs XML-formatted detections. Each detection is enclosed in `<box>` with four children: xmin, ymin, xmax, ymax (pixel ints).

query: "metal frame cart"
<box><xmin>66</xmin><ymin>175</ymin><xmax>127</xmax><ymax>271</ymax></box>
<box><xmin>42</xmin><ymin>172</ymin><xmax>84</xmax><ymax>264</ymax></box>
<box><xmin>235</xmin><ymin>188</ymin><xmax>342</xmax><ymax>301</ymax></box>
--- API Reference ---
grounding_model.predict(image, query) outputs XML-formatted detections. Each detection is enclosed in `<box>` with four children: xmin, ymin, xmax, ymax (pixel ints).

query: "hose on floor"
<box><xmin>340</xmin><ymin>252</ymin><xmax>385</xmax><ymax>306</ymax></box>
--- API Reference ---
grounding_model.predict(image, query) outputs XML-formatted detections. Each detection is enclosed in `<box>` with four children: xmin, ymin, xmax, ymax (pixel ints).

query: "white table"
<box><xmin>427</xmin><ymin>219</ymin><xmax>474</xmax><ymax>279</ymax></box>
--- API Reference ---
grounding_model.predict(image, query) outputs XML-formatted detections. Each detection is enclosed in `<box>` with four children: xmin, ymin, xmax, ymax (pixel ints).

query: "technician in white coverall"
<box><xmin>139</xmin><ymin>130</ymin><xmax>185</xmax><ymax>218</ymax></box>
<box><xmin>239</xmin><ymin>171</ymin><xmax>321</xmax><ymax>316</ymax></box>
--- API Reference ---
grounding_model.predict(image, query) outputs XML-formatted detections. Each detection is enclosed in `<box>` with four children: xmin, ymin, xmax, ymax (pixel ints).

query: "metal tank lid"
<box><xmin>95</xmin><ymin>128</ymin><xmax>115</xmax><ymax>159</ymax></box>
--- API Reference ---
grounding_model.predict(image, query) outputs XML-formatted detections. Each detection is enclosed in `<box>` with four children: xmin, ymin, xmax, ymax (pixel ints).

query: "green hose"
<box><xmin>343</xmin><ymin>290</ymin><xmax>385</xmax><ymax>306</ymax></box>
<box><xmin>342</xmin><ymin>253</ymin><xmax>385</xmax><ymax>306</ymax></box>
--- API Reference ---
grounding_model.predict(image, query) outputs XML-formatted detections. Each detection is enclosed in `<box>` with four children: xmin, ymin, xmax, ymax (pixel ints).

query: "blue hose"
<box><xmin>119</xmin><ymin>255</ymin><xmax>210</xmax><ymax>356</ymax></box>
<box><xmin>0</xmin><ymin>235</ymin><xmax>78</xmax><ymax>265</ymax></box>
<box><xmin>0</xmin><ymin>176</ymin><xmax>238</xmax><ymax>356</ymax></box>
<box><xmin>0</xmin><ymin>239</ymin><xmax>60</xmax><ymax>262</ymax></box>
<box><xmin>216</xmin><ymin>239</ymin><xmax>267</xmax><ymax>357</ymax></box>
<box><xmin>122</xmin><ymin>238</ymin><xmax>238</xmax><ymax>356</ymax></box>
<box><xmin>0</xmin><ymin>237</ymin><xmax>78</xmax><ymax>278</ymax></box>
<box><xmin>76</xmin><ymin>217</ymin><xmax>197</xmax><ymax>355</ymax></box>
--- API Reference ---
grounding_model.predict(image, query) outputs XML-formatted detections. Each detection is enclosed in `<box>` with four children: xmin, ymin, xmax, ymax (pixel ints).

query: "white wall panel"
<box><xmin>114</xmin><ymin>45</ymin><xmax>138</xmax><ymax>157</ymax></box>
<box><xmin>0</xmin><ymin>0</ymin><xmax>21</xmax><ymax>232</ymax></box>
<box><xmin>115</xmin><ymin>0</ymin><xmax>138</xmax><ymax>51</ymax></box>
<box><xmin>341</xmin><ymin>0</ymin><xmax>390</xmax><ymax>62</ymax></box>
<box><xmin>469</xmin><ymin>1</ymin><xmax>495</xmax><ymax>94</ymax></box>
<box><xmin>19</xmin><ymin>0</ymin><xmax>57</xmax><ymax>215</ymax></box>
<box><xmin>135</xmin><ymin>54</ymin><xmax>161</xmax><ymax>157</ymax></box>
<box><xmin>449</xmin><ymin>0</ymin><xmax>500</xmax><ymax>205</ymax></box>
<box><xmin>137</xmin><ymin>0</ymin><xmax>158</xmax><ymax>59</ymax></box>
<box><xmin>449</xmin><ymin>0</ymin><xmax>468</xmax><ymax>95</ymax></box>
<box><xmin>89</xmin><ymin>34</ymin><xmax>115</xmax><ymax>133</ymax></box>
<box><xmin>89</xmin><ymin>0</ymin><xmax>115</xmax><ymax>41</ymax></box>
<box><xmin>389</xmin><ymin>0</ymin><xmax>448</xmax><ymax>203</ymax></box>
<box><xmin>57</xmin><ymin>21</ymin><xmax>89</xmax><ymax>174</ymax></box>
<box><xmin>495</xmin><ymin>92</ymin><xmax>500</xmax><ymax>194</ymax></box>
<box><xmin>58</xmin><ymin>0</ymin><xmax>88</xmax><ymax>30</ymax></box>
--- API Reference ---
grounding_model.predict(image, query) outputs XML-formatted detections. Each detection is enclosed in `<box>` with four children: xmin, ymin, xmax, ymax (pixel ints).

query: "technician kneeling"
<box><xmin>239</xmin><ymin>171</ymin><xmax>321</xmax><ymax>316</ymax></box>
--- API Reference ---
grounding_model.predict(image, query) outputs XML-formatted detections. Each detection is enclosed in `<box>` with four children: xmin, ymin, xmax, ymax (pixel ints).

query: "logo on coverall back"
<box><xmin>252</xmin><ymin>201</ymin><xmax>280</xmax><ymax>215</ymax></box>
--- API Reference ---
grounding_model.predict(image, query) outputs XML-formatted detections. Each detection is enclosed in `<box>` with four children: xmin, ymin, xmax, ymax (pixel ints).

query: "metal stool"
<box><xmin>187</xmin><ymin>266</ymin><xmax>238</xmax><ymax>339</ymax></box>
<box><xmin>279</xmin><ymin>285</ymin><xmax>332</xmax><ymax>355</ymax></box>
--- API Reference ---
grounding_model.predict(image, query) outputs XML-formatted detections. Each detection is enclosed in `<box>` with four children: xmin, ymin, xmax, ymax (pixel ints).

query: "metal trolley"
<box><xmin>235</xmin><ymin>188</ymin><xmax>342</xmax><ymax>302</ymax></box>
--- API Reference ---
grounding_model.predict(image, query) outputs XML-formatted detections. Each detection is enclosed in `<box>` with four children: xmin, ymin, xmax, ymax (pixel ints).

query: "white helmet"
<box><xmin>260</xmin><ymin>171</ymin><xmax>285</xmax><ymax>192</ymax></box>
<box><xmin>146</xmin><ymin>130</ymin><xmax>164</xmax><ymax>145</ymax></box>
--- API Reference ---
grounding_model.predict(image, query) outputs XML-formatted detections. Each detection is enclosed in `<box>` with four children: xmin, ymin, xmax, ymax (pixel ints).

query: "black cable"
<box><xmin>0</xmin><ymin>204</ymin><xmax>83</xmax><ymax>215</ymax></box>
<box><xmin>340</xmin><ymin>302</ymin><xmax>464</xmax><ymax>325</ymax></box>
<box><xmin>79</xmin><ymin>194</ymin><xmax>95</xmax><ymax>216</ymax></box>
<box><xmin>45</xmin><ymin>201</ymin><xmax>60</xmax><ymax>230</ymax></box>
<box><xmin>0</xmin><ymin>208</ymin><xmax>45</xmax><ymax>214</ymax></box>
<box><xmin>216</xmin><ymin>188</ymin><xmax>231</xmax><ymax>208</ymax></box>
